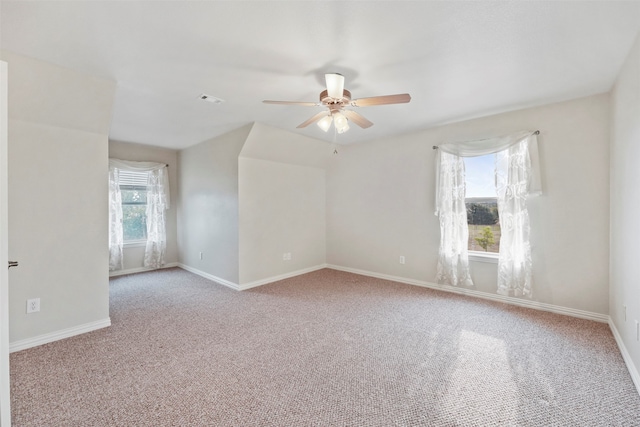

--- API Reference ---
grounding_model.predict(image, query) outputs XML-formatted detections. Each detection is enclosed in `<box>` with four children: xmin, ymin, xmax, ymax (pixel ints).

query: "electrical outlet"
<box><xmin>283</xmin><ymin>252</ymin><xmax>291</xmax><ymax>261</ymax></box>
<box><xmin>199</xmin><ymin>251</ymin><xmax>203</xmax><ymax>260</ymax></box>
<box><xmin>399</xmin><ymin>256</ymin><xmax>405</xmax><ymax>265</ymax></box>
<box><xmin>26</xmin><ymin>298</ymin><xmax>40</xmax><ymax>314</ymax></box>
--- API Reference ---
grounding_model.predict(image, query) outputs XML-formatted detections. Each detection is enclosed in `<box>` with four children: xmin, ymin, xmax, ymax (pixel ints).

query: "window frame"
<box><xmin>468</xmin><ymin>250</ymin><xmax>499</xmax><ymax>263</ymax></box>
<box><xmin>119</xmin><ymin>175</ymin><xmax>149</xmax><ymax>244</ymax></box>
<box><xmin>464</xmin><ymin>153</ymin><xmax>501</xmax><ymax>261</ymax></box>
<box><xmin>466</xmin><ymin>196</ymin><xmax>500</xmax><ymax>258</ymax></box>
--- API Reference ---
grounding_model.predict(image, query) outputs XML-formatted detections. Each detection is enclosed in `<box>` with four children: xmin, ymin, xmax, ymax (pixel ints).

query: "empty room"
<box><xmin>1</xmin><ymin>1</ymin><xmax>640</xmax><ymax>425</ymax></box>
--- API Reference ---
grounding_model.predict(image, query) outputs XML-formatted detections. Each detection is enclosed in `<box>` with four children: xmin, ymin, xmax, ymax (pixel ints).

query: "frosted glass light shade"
<box><xmin>317</xmin><ymin>115</ymin><xmax>333</xmax><ymax>132</ymax></box>
<box><xmin>336</xmin><ymin>122</ymin><xmax>350</xmax><ymax>134</ymax></box>
<box><xmin>333</xmin><ymin>112</ymin><xmax>349</xmax><ymax>133</ymax></box>
<box><xmin>325</xmin><ymin>73</ymin><xmax>345</xmax><ymax>99</ymax></box>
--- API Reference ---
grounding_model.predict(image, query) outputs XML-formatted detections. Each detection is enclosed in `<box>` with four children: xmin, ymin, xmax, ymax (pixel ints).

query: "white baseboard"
<box><xmin>177</xmin><ymin>263</ymin><xmax>328</xmax><ymax>291</ymax></box>
<box><xmin>238</xmin><ymin>264</ymin><xmax>328</xmax><ymax>290</ymax></box>
<box><xmin>177</xmin><ymin>264</ymin><xmax>241</xmax><ymax>291</ymax></box>
<box><xmin>109</xmin><ymin>262</ymin><xmax>179</xmax><ymax>277</ymax></box>
<box><xmin>326</xmin><ymin>264</ymin><xmax>609</xmax><ymax>323</ymax></box>
<box><xmin>9</xmin><ymin>318</ymin><xmax>111</xmax><ymax>353</ymax></box>
<box><xmin>608</xmin><ymin>319</ymin><xmax>640</xmax><ymax>395</ymax></box>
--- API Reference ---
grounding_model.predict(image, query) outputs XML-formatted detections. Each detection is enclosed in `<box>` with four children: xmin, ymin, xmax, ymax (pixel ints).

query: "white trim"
<box><xmin>177</xmin><ymin>263</ymin><xmax>329</xmax><ymax>291</ymax></box>
<box><xmin>177</xmin><ymin>264</ymin><xmax>240</xmax><ymax>291</ymax></box>
<box><xmin>123</xmin><ymin>241</ymin><xmax>146</xmax><ymax>248</ymax></box>
<box><xmin>238</xmin><ymin>264</ymin><xmax>328</xmax><ymax>290</ymax></box>
<box><xmin>468</xmin><ymin>251</ymin><xmax>499</xmax><ymax>264</ymax></box>
<box><xmin>326</xmin><ymin>264</ymin><xmax>609</xmax><ymax>323</ymax></box>
<box><xmin>609</xmin><ymin>319</ymin><xmax>640</xmax><ymax>396</ymax></box>
<box><xmin>109</xmin><ymin>262</ymin><xmax>178</xmax><ymax>277</ymax></box>
<box><xmin>9</xmin><ymin>318</ymin><xmax>111</xmax><ymax>353</ymax></box>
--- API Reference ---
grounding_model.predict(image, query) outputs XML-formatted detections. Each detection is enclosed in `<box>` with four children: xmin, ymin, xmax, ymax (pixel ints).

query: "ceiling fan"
<box><xmin>263</xmin><ymin>73</ymin><xmax>411</xmax><ymax>134</ymax></box>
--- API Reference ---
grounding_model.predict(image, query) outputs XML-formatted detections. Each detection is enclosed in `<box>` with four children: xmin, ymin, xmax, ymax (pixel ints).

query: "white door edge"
<box><xmin>0</xmin><ymin>60</ymin><xmax>12</xmax><ymax>426</ymax></box>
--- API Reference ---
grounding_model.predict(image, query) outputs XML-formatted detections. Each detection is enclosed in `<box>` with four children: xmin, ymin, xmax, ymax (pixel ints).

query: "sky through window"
<box><xmin>465</xmin><ymin>154</ymin><xmax>496</xmax><ymax>198</ymax></box>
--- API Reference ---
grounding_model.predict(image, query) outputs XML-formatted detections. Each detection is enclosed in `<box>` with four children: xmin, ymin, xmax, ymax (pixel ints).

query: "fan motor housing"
<box><xmin>320</xmin><ymin>89</ymin><xmax>351</xmax><ymax>105</ymax></box>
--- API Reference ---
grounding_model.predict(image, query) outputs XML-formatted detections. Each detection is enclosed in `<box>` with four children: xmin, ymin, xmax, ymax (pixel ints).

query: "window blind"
<box><xmin>118</xmin><ymin>170</ymin><xmax>149</xmax><ymax>187</ymax></box>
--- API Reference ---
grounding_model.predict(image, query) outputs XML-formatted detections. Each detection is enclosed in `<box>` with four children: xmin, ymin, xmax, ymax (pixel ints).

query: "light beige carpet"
<box><xmin>10</xmin><ymin>268</ymin><xmax>640</xmax><ymax>426</ymax></box>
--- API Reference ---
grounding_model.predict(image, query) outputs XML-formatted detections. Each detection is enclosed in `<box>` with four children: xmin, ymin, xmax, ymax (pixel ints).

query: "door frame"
<box><xmin>0</xmin><ymin>59</ymin><xmax>11</xmax><ymax>426</ymax></box>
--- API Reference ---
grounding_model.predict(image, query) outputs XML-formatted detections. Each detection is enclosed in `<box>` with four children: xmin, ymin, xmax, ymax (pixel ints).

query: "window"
<box><xmin>119</xmin><ymin>170</ymin><xmax>149</xmax><ymax>243</ymax></box>
<box><xmin>464</xmin><ymin>154</ymin><xmax>500</xmax><ymax>254</ymax></box>
<box><xmin>435</xmin><ymin>131</ymin><xmax>536</xmax><ymax>293</ymax></box>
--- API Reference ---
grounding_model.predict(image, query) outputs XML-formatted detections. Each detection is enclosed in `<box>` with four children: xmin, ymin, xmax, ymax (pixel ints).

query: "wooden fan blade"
<box><xmin>350</xmin><ymin>93</ymin><xmax>411</xmax><ymax>107</ymax></box>
<box><xmin>297</xmin><ymin>111</ymin><xmax>329</xmax><ymax>128</ymax></box>
<box><xmin>342</xmin><ymin>110</ymin><xmax>373</xmax><ymax>129</ymax></box>
<box><xmin>263</xmin><ymin>100</ymin><xmax>319</xmax><ymax>106</ymax></box>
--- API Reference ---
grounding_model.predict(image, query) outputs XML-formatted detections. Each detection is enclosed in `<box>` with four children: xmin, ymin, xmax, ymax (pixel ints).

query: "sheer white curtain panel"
<box><xmin>435</xmin><ymin>151</ymin><xmax>474</xmax><ymax>287</ymax></box>
<box><xmin>495</xmin><ymin>139</ymin><xmax>533</xmax><ymax>297</ymax></box>
<box><xmin>144</xmin><ymin>167</ymin><xmax>169</xmax><ymax>268</ymax></box>
<box><xmin>108</xmin><ymin>167</ymin><xmax>123</xmax><ymax>271</ymax></box>
<box><xmin>434</xmin><ymin>131</ymin><xmax>539</xmax><ymax>295</ymax></box>
<box><xmin>435</xmin><ymin>130</ymin><xmax>541</xmax><ymax>206</ymax></box>
<box><xmin>108</xmin><ymin>159</ymin><xmax>170</xmax><ymax>271</ymax></box>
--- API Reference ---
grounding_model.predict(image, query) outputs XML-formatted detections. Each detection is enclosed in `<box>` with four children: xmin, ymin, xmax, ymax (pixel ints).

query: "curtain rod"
<box><xmin>432</xmin><ymin>130</ymin><xmax>539</xmax><ymax>150</ymax></box>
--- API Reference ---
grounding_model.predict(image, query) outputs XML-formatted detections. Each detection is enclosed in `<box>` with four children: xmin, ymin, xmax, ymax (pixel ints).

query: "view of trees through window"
<box><xmin>466</xmin><ymin>199</ymin><xmax>500</xmax><ymax>252</ymax></box>
<box><xmin>121</xmin><ymin>187</ymin><xmax>147</xmax><ymax>241</ymax></box>
<box><xmin>465</xmin><ymin>154</ymin><xmax>500</xmax><ymax>253</ymax></box>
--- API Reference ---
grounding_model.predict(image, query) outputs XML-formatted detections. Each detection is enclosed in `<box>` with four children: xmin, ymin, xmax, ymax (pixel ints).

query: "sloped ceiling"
<box><xmin>0</xmin><ymin>50</ymin><xmax>116</xmax><ymax>136</ymax></box>
<box><xmin>1</xmin><ymin>1</ymin><xmax>639</xmax><ymax>149</ymax></box>
<box><xmin>240</xmin><ymin>123</ymin><xmax>331</xmax><ymax>170</ymax></box>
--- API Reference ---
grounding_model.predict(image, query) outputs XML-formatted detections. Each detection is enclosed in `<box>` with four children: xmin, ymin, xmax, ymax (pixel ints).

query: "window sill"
<box><xmin>123</xmin><ymin>241</ymin><xmax>147</xmax><ymax>248</ymax></box>
<box><xmin>468</xmin><ymin>251</ymin><xmax>498</xmax><ymax>264</ymax></box>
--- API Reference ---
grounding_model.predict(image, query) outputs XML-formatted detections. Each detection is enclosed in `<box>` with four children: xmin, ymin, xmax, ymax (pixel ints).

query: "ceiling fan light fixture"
<box><xmin>325</xmin><ymin>73</ymin><xmax>345</xmax><ymax>99</ymax></box>
<box><xmin>333</xmin><ymin>112</ymin><xmax>349</xmax><ymax>133</ymax></box>
<box><xmin>264</xmin><ymin>73</ymin><xmax>411</xmax><ymax>134</ymax></box>
<box><xmin>317</xmin><ymin>114</ymin><xmax>333</xmax><ymax>132</ymax></box>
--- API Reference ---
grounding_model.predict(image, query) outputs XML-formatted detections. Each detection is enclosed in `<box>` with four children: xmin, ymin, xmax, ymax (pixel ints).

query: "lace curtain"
<box><xmin>435</xmin><ymin>151</ymin><xmax>474</xmax><ymax>287</ymax></box>
<box><xmin>434</xmin><ymin>131</ymin><xmax>539</xmax><ymax>295</ymax></box>
<box><xmin>495</xmin><ymin>139</ymin><xmax>533</xmax><ymax>297</ymax></box>
<box><xmin>108</xmin><ymin>167</ymin><xmax>124</xmax><ymax>271</ymax></box>
<box><xmin>108</xmin><ymin>159</ymin><xmax>170</xmax><ymax>271</ymax></box>
<box><xmin>144</xmin><ymin>167</ymin><xmax>169</xmax><ymax>268</ymax></box>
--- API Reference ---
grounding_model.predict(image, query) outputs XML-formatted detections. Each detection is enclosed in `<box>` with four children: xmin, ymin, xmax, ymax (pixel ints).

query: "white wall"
<box><xmin>239</xmin><ymin>158</ymin><xmax>325</xmax><ymax>284</ymax></box>
<box><xmin>610</xmin><ymin>33</ymin><xmax>640</xmax><ymax>379</ymax></box>
<box><xmin>1</xmin><ymin>51</ymin><xmax>115</xmax><ymax>343</ymax></box>
<box><xmin>177</xmin><ymin>125</ymin><xmax>251</xmax><ymax>284</ymax></box>
<box><xmin>238</xmin><ymin>123</ymin><xmax>329</xmax><ymax>285</ymax></box>
<box><xmin>327</xmin><ymin>94</ymin><xmax>610</xmax><ymax>315</ymax></box>
<box><xmin>179</xmin><ymin>122</ymin><xmax>329</xmax><ymax>286</ymax></box>
<box><xmin>108</xmin><ymin>140</ymin><xmax>179</xmax><ymax>272</ymax></box>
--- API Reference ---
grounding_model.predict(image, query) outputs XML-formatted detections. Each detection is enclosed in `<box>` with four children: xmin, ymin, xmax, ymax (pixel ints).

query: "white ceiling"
<box><xmin>1</xmin><ymin>1</ymin><xmax>639</xmax><ymax>150</ymax></box>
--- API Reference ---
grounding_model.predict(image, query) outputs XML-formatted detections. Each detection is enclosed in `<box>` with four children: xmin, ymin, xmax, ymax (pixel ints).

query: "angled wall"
<box><xmin>239</xmin><ymin>123</ymin><xmax>329</xmax><ymax>285</ymax></box>
<box><xmin>1</xmin><ymin>50</ymin><xmax>116</xmax><ymax>346</ymax></box>
<box><xmin>177</xmin><ymin>122</ymin><xmax>330</xmax><ymax>288</ymax></box>
<box><xmin>177</xmin><ymin>125</ymin><xmax>252</xmax><ymax>284</ymax></box>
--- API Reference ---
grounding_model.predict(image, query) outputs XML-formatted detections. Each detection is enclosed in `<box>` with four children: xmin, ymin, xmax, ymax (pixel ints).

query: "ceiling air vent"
<box><xmin>199</xmin><ymin>94</ymin><xmax>224</xmax><ymax>104</ymax></box>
